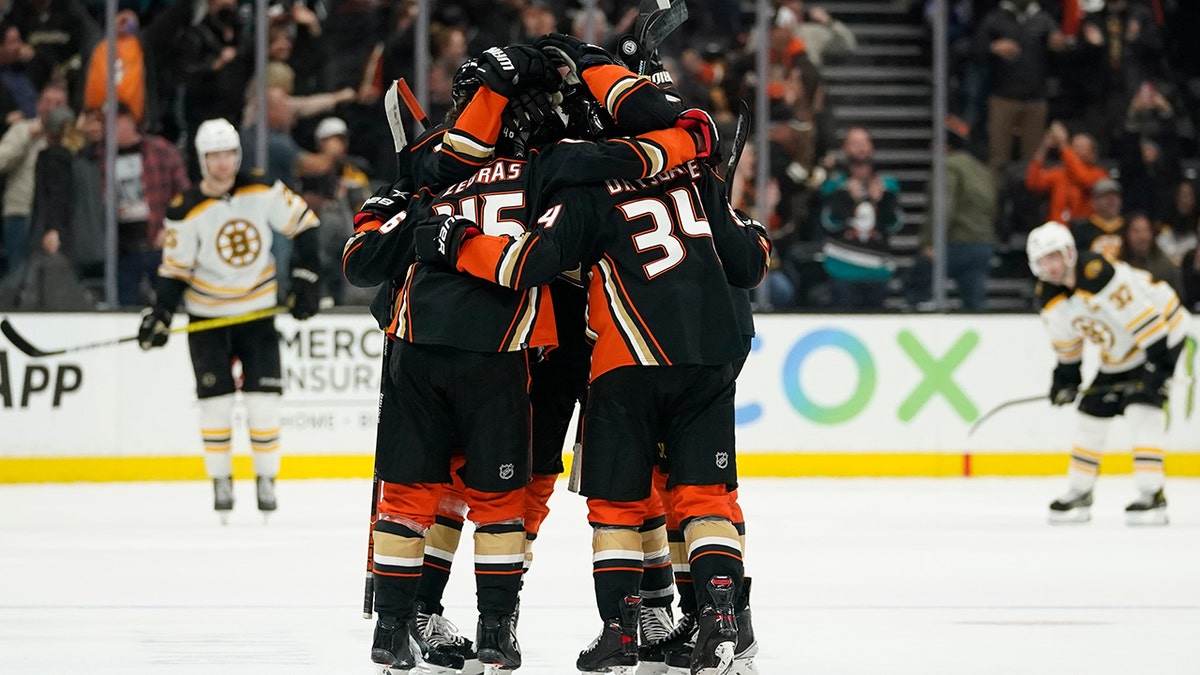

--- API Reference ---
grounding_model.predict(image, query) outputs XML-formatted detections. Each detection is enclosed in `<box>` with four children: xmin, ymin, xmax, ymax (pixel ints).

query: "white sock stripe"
<box><xmin>640</xmin><ymin>587</ymin><xmax>674</xmax><ymax>599</ymax></box>
<box><xmin>424</xmin><ymin>547</ymin><xmax>455</xmax><ymax>562</ymax></box>
<box><xmin>373</xmin><ymin>553</ymin><xmax>424</xmax><ymax>568</ymax></box>
<box><xmin>473</xmin><ymin>553</ymin><xmax>526</xmax><ymax>565</ymax></box>
<box><xmin>671</xmin><ymin>563</ymin><xmax>691</xmax><ymax>573</ymax></box>
<box><xmin>645</xmin><ymin>546</ymin><xmax>670</xmax><ymax>561</ymax></box>
<box><xmin>592</xmin><ymin>549</ymin><xmax>645</xmax><ymax>563</ymax></box>
<box><xmin>688</xmin><ymin>536</ymin><xmax>742</xmax><ymax>557</ymax></box>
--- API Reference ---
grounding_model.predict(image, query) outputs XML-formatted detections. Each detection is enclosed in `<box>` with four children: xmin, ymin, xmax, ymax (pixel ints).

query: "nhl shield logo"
<box><xmin>499</xmin><ymin>463</ymin><xmax>515</xmax><ymax>480</ymax></box>
<box><xmin>715</xmin><ymin>452</ymin><xmax>729</xmax><ymax>469</ymax></box>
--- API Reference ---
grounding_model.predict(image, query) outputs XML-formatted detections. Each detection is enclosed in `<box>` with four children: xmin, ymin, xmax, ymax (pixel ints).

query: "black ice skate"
<box><xmin>476</xmin><ymin>613</ymin><xmax>520</xmax><ymax>673</ymax></box>
<box><xmin>660</xmin><ymin>613</ymin><xmax>698</xmax><ymax>674</ymax></box>
<box><xmin>212</xmin><ymin>477</ymin><xmax>233</xmax><ymax>525</ymax></box>
<box><xmin>411</xmin><ymin>601</ymin><xmax>480</xmax><ymax>675</ymax></box>
<box><xmin>1125</xmin><ymin>489</ymin><xmax>1168</xmax><ymax>526</ymax></box>
<box><xmin>690</xmin><ymin>576</ymin><xmax>738</xmax><ymax>675</ymax></box>
<box><xmin>577</xmin><ymin>594</ymin><xmax>640</xmax><ymax>675</ymax></box>
<box><xmin>255</xmin><ymin>476</ymin><xmax>277</xmax><ymax>515</ymax></box>
<box><xmin>372</xmin><ymin>614</ymin><xmax>417</xmax><ymax>674</ymax></box>
<box><xmin>731</xmin><ymin>577</ymin><xmax>758</xmax><ymax>674</ymax></box>
<box><xmin>1047</xmin><ymin>490</ymin><xmax>1093</xmax><ymax>524</ymax></box>
<box><xmin>635</xmin><ymin>603</ymin><xmax>676</xmax><ymax>674</ymax></box>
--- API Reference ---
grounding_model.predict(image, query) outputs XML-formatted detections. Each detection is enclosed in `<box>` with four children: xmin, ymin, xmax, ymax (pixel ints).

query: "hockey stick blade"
<box><xmin>724</xmin><ymin>100</ymin><xmax>751</xmax><ymax>199</ymax></box>
<box><xmin>640</xmin><ymin>0</ymin><xmax>688</xmax><ymax>55</ymax></box>
<box><xmin>383</xmin><ymin>79</ymin><xmax>409</xmax><ymax>154</ymax></box>
<box><xmin>1</xmin><ymin>318</ymin><xmax>57</xmax><ymax>357</ymax></box>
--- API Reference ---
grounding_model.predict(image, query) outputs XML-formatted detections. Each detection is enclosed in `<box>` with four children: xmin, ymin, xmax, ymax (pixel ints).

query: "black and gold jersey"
<box><xmin>452</xmin><ymin>160</ymin><xmax>770</xmax><ymax>378</ymax></box>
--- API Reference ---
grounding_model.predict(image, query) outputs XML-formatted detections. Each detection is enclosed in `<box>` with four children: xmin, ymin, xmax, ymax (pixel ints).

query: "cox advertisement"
<box><xmin>1</xmin><ymin>313</ymin><xmax>1197</xmax><ymax>476</ymax></box>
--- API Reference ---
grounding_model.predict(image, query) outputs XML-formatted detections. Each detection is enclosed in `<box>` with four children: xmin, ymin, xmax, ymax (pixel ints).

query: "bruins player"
<box><xmin>413</xmin><ymin>151</ymin><xmax>769</xmax><ymax>674</ymax></box>
<box><xmin>1027</xmin><ymin>221</ymin><xmax>1190</xmax><ymax>526</ymax></box>
<box><xmin>137</xmin><ymin>118</ymin><xmax>320</xmax><ymax>522</ymax></box>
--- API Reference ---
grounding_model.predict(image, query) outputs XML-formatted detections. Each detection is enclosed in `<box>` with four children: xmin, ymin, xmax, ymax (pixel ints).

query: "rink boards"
<box><xmin>1</xmin><ymin>312</ymin><xmax>1197</xmax><ymax>482</ymax></box>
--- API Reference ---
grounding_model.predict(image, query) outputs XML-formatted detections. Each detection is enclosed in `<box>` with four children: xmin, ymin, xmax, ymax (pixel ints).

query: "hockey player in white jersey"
<box><xmin>1027</xmin><ymin>221</ymin><xmax>1189</xmax><ymax>526</ymax></box>
<box><xmin>136</xmin><ymin>118</ymin><xmax>321</xmax><ymax>522</ymax></box>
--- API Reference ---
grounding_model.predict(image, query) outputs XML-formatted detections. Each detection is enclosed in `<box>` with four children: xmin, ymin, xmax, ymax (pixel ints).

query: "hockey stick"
<box><xmin>383</xmin><ymin>79</ymin><xmax>410</xmax><ymax>156</ymax></box>
<box><xmin>396</xmin><ymin>78</ymin><xmax>429</xmax><ymax>131</ymax></box>
<box><xmin>724</xmin><ymin>100</ymin><xmax>751</xmax><ymax>200</ymax></box>
<box><xmin>362</xmin><ymin>335</ymin><xmax>392</xmax><ymax>619</ymax></box>
<box><xmin>0</xmin><ymin>305</ymin><xmax>287</xmax><ymax>358</ymax></box>
<box><xmin>618</xmin><ymin>0</ymin><xmax>689</xmax><ymax>76</ymax></box>
<box><xmin>968</xmin><ymin>376</ymin><xmax>1196</xmax><ymax>437</ymax></box>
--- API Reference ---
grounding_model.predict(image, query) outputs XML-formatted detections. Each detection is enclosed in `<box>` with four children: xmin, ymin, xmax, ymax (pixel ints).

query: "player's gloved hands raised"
<box><xmin>137</xmin><ymin>307</ymin><xmax>172</xmax><ymax>350</ymax></box>
<box><xmin>353</xmin><ymin>179</ymin><xmax>411</xmax><ymax>232</ymax></box>
<box><xmin>477</xmin><ymin>45</ymin><xmax>555</xmax><ymax>98</ymax></box>
<box><xmin>676</xmin><ymin>108</ymin><xmax>720</xmax><ymax>164</ymax></box>
<box><xmin>288</xmin><ymin>267</ymin><xmax>320</xmax><ymax>320</ymax></box>
<box><xmin>536</xmin><ymin>33</ymin><xmax>614</xmax><ymax>79</ymax></box>
<box><xmin>414</xmin><ymin>215</ymin><xmax>482</xmax><ymax>268</ymax></box>
<box><xmin>1049</xmin><ymin>362</ymin><xmax>1081</xmax><ymax>406</ymax></box>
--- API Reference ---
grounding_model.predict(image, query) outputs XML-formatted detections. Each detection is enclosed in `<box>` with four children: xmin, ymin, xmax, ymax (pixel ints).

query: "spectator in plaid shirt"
<box><xmin>97</xmin><ymin>102</ymin><xmax>190</xmax><ymax>307</ymax></box>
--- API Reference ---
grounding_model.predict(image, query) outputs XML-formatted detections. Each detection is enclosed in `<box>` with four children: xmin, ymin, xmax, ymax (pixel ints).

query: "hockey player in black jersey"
<box><xmin>413</xmin><ymin>144</ymin><xmax>769</xmax><ymax>674</ymax></box>
<box><xmin>350</xmin><ymin>41</ymin><xmax>717</xmax><ymax>673</ymax></box>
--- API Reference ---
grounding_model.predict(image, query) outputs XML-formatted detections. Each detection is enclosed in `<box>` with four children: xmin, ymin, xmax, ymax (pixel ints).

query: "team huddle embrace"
<box><xmin>342</xmin><ymin>31</ymin><xmax>767</xmax><ymax>675</ymax></box>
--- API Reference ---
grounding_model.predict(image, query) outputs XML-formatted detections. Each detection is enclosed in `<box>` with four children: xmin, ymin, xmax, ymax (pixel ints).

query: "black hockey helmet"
<box><xmin>451</xmin><ymin>58</ymin><xmax>481</xmax><ymax>107</ymax></box>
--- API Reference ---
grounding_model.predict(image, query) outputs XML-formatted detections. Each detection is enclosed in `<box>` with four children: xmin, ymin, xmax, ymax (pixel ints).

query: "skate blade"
<box><xmin>1125</xmin><ymin>508</ymin><xmax>1168</xmax><ymax>526</ymax></box>
<box><xmin>459</xmin><ymin>659</ymin><xmax>484</xmax><ymax>675</ymax></box>
<box><xmin>375</xmin><ymin>664</ymin><xmax>414</xmax><ymax>674</ymax></box>
<box><xmin>482</xmin><ymin>665</ymin><xmax>515</xmax><ymax>675</ymax></box>
<box><xmin>636</xmin><ymin>662</ymin><xmax>669</xmax><ymax>675</ymax></box>
<box><xmin>416</xmin><ymin>664</ymin><xmax>460</xmax><ymax>675</ymax></box>
<box><xmin>1047</xmin><ymin>507</ymin><xmax>1090</xmax><ymax>524</ymax></box>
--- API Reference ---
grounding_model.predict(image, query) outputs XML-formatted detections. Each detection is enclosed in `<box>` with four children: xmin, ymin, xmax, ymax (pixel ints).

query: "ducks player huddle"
<box><xmin>343</xmin><ymin>34</ymin><xmax>765</xmax><ymax>675</ymax></box>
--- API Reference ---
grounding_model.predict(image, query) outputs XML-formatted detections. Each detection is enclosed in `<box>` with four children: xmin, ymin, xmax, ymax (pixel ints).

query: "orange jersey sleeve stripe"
<box><xmin>452</xmin><ymin>87</ymin><xmax>508</xmax><ymax>146</ymax></box>
<box><xmin>456</xmin><ymin>234</ymin><xmax>514</xmax><ymax>284</ymax></box>
<box><xmin>636</xmin><ymin>127</ymin><xmax>698</xmax><ymax>173</ymax></box>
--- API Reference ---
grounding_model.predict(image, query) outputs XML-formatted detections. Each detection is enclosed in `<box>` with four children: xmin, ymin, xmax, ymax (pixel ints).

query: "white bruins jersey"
<box><xmin>159</xmin><ymin>174</ymin><xmax>318</xmax><ymax>317</ymax></box>
<box><xmin>1038</xmin><ymin>252</ymin><xmax>1190</xmax><ymax>373</ymax></box>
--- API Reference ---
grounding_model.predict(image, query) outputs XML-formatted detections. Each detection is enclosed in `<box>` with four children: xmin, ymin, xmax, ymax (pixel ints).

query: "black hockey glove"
<box><xmin>137</xmin><ymin>306</ymin><xmax>172</xmax><ymax>350</ymax></box>
<box><xmin>414</xmin><ymin>215</ymin><xmax>482</xmax><ymax>268</ymax></box>
<box><xmin>477</xmin><ymin>45</ymin><xmax>553</xmax><ymax>98</ymax></box>
<box><xmin>1049</xmin><ymin>362</ymin><xmax>1081</xmax><ymax>406</ymax></box>
<box><xmin>288</xmin><ymin>267</ymin><xmax>320</xmax><ymax>320</ymax></box>
<box><xmin>1139</xmin><ymin>339</ymin><xmax>1174</xmax><ymax>398</ymax></box>
<box><xmin>536</xmin><ymin>33</ymin><xmax>614</xmax><ymax>80</ymax></box>
<box><xmin>353</xmin><ymin>180</ymin><xmax>411</xmax><ymax>232</ymax></box>
<box><xmin>676</xmin><ymin>108</ymin><xmax>720</xmax><ymax>164</ymax></box>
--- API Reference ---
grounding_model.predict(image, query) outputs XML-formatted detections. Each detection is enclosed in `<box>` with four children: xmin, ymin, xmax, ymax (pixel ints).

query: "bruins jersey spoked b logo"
<box><xmin>1070</xmin><ymin>316</ymin><xmax>1115</xmax><ymax>350</ymax></box>
<box><xmin>216</xmin><ymin>219</ymin><xmax>262</xmax><ymax>267</ymax></box>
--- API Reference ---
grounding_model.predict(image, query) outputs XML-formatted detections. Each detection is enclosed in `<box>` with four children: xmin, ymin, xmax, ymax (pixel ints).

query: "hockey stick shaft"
<box><xmin>968</xmin><ymin>377</ymin><xmax>1196</xmax><ymax>437</ymax></box>
<box><xmin>363</xmin><ymin>335</ymin><xmax>392</xmax><ymax>618</ymax></box>
<box><xmin>0</xmin><ymin>306</ymin><xmax>286</xmax><ymax>358</ymax></box>
<box><xmin>725</xmin><ymin>100</ymin><xmax>751</xmax><ymax>200</ymax></box>
<box><xmin>396</xmin><ymin>78</ymin><xmax>428</xmax><ymax>130</ymax></box>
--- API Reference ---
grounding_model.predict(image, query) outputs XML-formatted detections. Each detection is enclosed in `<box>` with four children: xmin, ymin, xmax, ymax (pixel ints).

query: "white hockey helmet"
<box><xmin>194</xmin><ymin>118</ymin><xmax>241</xmax><ymax>179</ymax></box>
<box><xmin>1026</xmin><ymin>221</ymin><xmax>1076</xmax><ymax>281</ymax></box>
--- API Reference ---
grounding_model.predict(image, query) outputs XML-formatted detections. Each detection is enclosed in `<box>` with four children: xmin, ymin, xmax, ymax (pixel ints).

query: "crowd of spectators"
<box><xmin>0</xmin><ymin>0</ymin><xmax>1196</xmax><ymax>314</ymax></box>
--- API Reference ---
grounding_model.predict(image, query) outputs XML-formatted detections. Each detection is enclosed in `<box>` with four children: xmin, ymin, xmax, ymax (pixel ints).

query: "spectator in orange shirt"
<box><xmin>1024</xmin><ymin>121</ymin><xmax>1109</xmax><ymax>223</ymax></box>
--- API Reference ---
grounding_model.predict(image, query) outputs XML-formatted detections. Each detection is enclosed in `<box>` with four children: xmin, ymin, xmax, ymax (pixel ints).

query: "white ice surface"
<box><xmin>2</xmin><ymin>477</ymin><xmax>1198</xmax><ymax>674</ymax></box>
